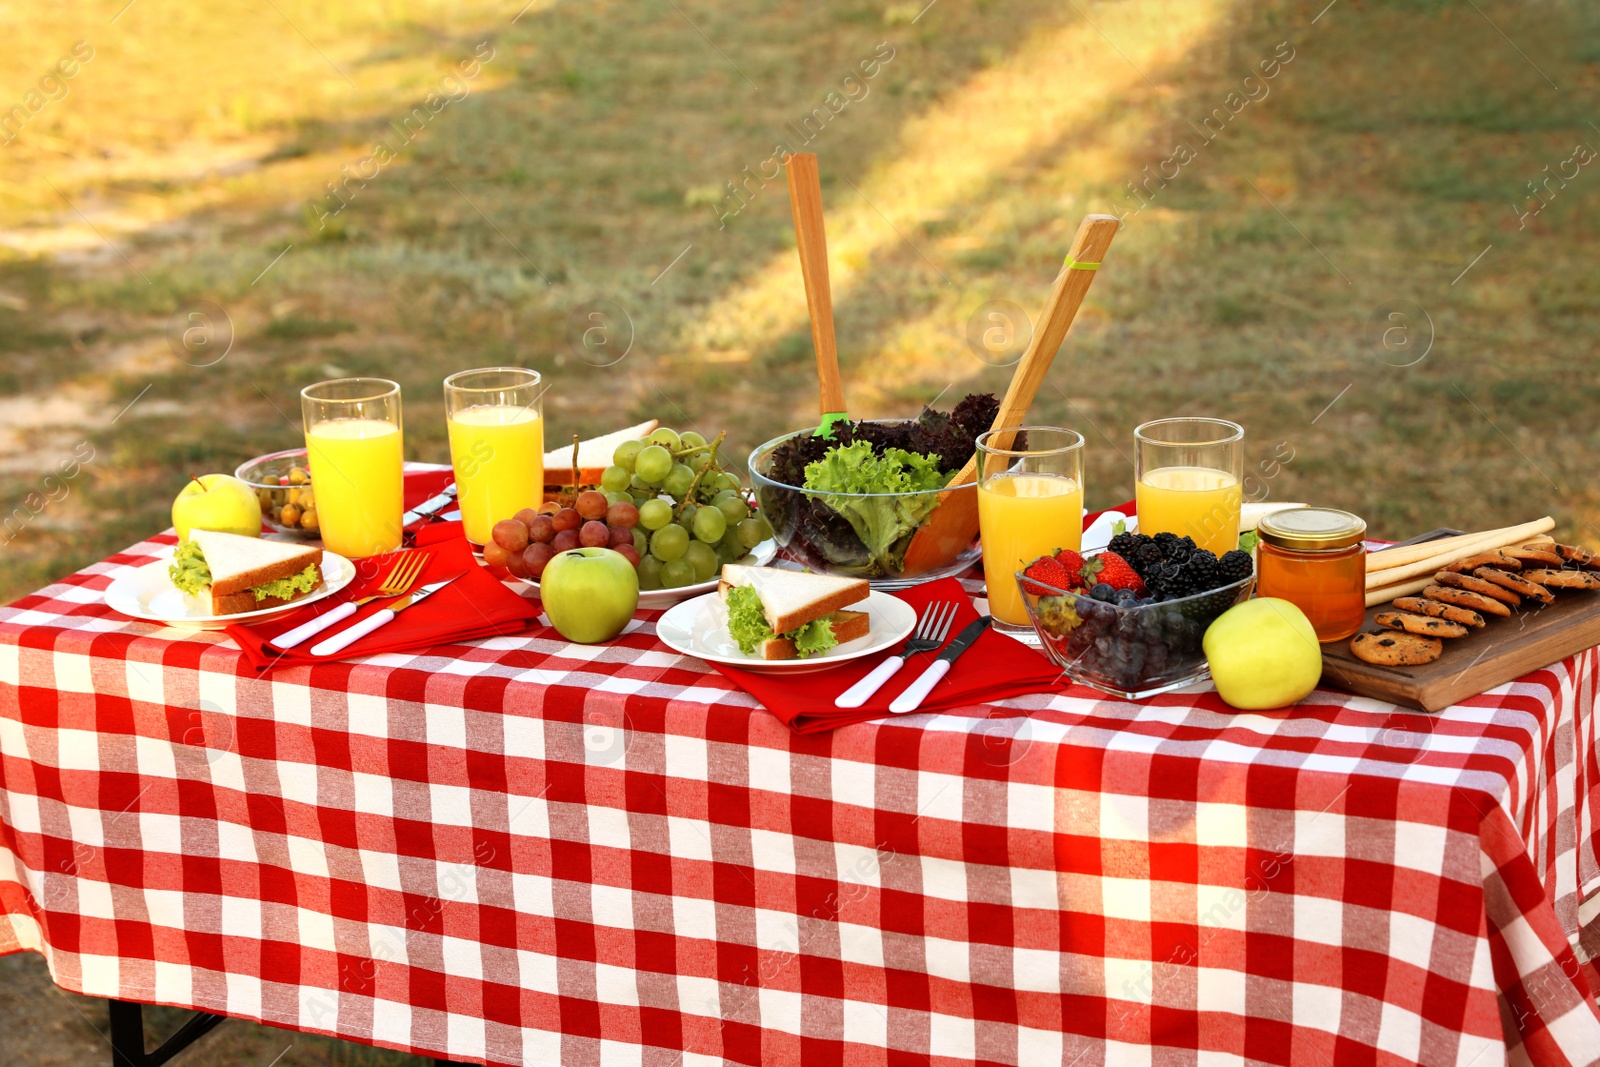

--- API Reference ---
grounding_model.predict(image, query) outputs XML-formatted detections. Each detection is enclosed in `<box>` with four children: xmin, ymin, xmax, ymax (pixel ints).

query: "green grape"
<box><xmin>692</xmin><ymin>506</ymin><xmax>727</xmax><ymax>544</ymax></box>
<box><xmin>680</xmin><ymin>430</ymin><xmax>707</xmax><ymax>449</ymax></box>
<box><xmin>604</xmin><ymin>490</ymin><xmax>630</xmax><ymax>506</ymax></box>
<box><xmin>631</xmin><ymin>528</ymin><xmax>647</xmax><ymax>554</ymax></box>
<box><xmin>687</xmin><ymin>452</ymin><xmax>712</xmax><ymax>474</ymax></box>
<box><xmin>635</xmin><ymin>444</ymin><xmax>673</xmax><ymax>484</ymax></box>
<box><xmin>713</xmin><ymin>472</ymin><xmax>742</xmax><ymax>495</ymax></box>
<box><xmin>714</xmin><ymin>492</ymin><xmax>746</xmax><ymax>526</ymax></box>
<box><xmin>648</xmin><ymin>427</ymin><xmax>681</xmax><ymax>451</ymax></box>
<box><xmin>684</xmin><ymin>541</ymin><xmax>718</xmax><ymax>582</ymax></box>
<box><xmin>678</xmin><ymin>502</ymin><xmax>698</xmax><ymax>529</ymax></box>
<box><xmin>719</xmin><ymin>527</ymin><xmax>745</xmax><ymax>557</ymax></box>
<box><xmin>753</xmin><ymin>513</ymin><xmax>775</xmax><ymax>541</ymax></box>
<box><xmin>660</xmin><ymin>559</ymin><xmax>695</xmax><ymax>588</ymax></box>
<box><xmin>638</xmin><ymin>498</ymin><xmax>673</xmax><ymax>531</ymax></box>
<box><xmin>737</xmin><ymin>517</ymin><xmax>766</xmax><ymax>549</ymax></box>
<box><xmin>714</xmin><ymin>542</ymin><xmax>740</xmax><ymax>565</ymax></box>
<box><xmin>663</xmin><ymin>463</ymin><xmax>695</xmax><ymax>500</ymax></box>
<box><xmin>600</xmin><ymin>465</ymin><xmax>632</xmax><ymax>492</ymax></box>
<box><xmin>638</xmin><ymin>555</ymin><xmax>664</xmax><ymax>590</ymax></box>
<box><xmin>650</xmin><ymin>523</ymin><xmax>690</xmax><ymax>561</ymax></box>
<box><xmin>629</xmin><ymin>474</ymin><xmax>652</xmax><ymax>493</ymax></box>
<box><xmin>613</xmin><ymin>439</ymin><xmax>645</xmax><ymax>470</ymax></box>
<box><xmin>629</xmin><ymin>491</ymin><xmax>650</xmax><ymax>505</ymax></box>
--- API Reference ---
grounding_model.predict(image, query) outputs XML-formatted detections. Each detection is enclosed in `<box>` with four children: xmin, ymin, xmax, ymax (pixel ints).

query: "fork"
<box><xmin>269</xmin><ymin>552</ymin><xmax>431</xmax><ymax>650</ymax></box>
<box><xmin>833</xmin><ymin>601</ymin><xmax>957</xmax><ymax>709</ymax></box>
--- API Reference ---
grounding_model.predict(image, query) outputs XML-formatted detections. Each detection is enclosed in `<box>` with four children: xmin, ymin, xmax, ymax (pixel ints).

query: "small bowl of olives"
<box><xmin>235</xmin><ymin>449</ymin><xmax>321</xmax><ymax>539</ymax></box>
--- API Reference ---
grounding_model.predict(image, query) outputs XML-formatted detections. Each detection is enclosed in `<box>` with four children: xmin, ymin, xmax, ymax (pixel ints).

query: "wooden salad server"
<box><xmin>785</xmin><ymin>153</ymin><xmax>849</xmax><ymax>437</ymax></box>
<box><xmin>900</xmin><ymin>213</ymin><xmax>1122</xmax><ymax>576</ymax></box>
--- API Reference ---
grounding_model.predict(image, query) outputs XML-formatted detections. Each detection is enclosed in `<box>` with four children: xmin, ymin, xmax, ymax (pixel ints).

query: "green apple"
<box><xmin>1203</xmin><ymin>598</ymin><xmax>1322</xmax><ymax>710</ymax></box>
<box><xmin>540</xmin><ymin>547</ymin><xmax>640</xmax><ymax>643</ymax></box>
<box><xmin>172</xmin><ymin>474</ymin><xmax>261</xmax><ymax>541</ymax></box>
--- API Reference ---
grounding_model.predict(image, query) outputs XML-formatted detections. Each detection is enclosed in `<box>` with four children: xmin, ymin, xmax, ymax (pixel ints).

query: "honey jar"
<box><xmin>1255</xmin><ymin>508</ymin><xmax>1367</xmax><ymax>642</ymax></box>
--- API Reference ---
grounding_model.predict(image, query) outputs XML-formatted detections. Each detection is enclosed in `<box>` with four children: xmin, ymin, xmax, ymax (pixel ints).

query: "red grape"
<box><xmin>482</xmin><ymin>541</ymin><xmax>512</xmax><ymax>567</ymax></box>
<box><xmin>605</xmin><ymin>501</ymin><xmax>640</xmax><ymax>528</ymax></box>
<box><xmin>551</xmin><ymin>507</ymin><xmax>582</xmax><ymax>533</ymax></box>
<box><xmin>579</xmin><ymin>520</ymin><xmax>610</xmax><ymax>548</ymax></box>
<box><xmin>614</xmin><ymin>545</ymin><xmax>641</xmax><ymax>567</ymax></box>
<box><xmin>551</xmin><ymin>528</ymin><xmax>580</xmax><ymax>553</ymax></box>
<box><xmin>607</xmin><ymin>523</ymin><xmax>633</xmax><ymax>548</ymax></box>
<box><xmin>513</xmin><ymin>507</ymin><xmax>541</xmax><ymax>526</ymax></box>
<box><xmin>523</xmin><ymin>542</ymin><xmax>555</xmax><ymax>579</ymax></box>
<box><xmin>575</xmin><ymin>490</ymin><xmax>608</xmax><ymax>521</ymax></box>
<box><xmin>526</xmin><ymin>515</ymin><xmax>556</xmax><ymax>544</ymax></box>
<box><xmin>492</xmin><ymin>519</ymin><xmax>530</xmax><ymax>552</ymax></box>
<box><xmin>505</xmin><ymin>549</ymin><xmax>531</xmax><ymax>579</ymax></box>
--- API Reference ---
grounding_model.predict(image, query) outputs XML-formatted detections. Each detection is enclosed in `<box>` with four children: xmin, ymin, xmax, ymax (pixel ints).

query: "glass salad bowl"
<box><xmin>747</xmin><ymin>424</ymin><xmax>981</xmax><ymax>589</ymax></box>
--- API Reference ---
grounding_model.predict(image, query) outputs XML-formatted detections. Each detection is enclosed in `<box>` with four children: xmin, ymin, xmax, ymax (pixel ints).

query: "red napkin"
<box><xmin>404</xmin><ymin>467</ymin><xmax>455</xmax><ymax>510</ymax></box>
<box><xmin>710</xmin><ymin>577</ymin><xmax>1070</xmax><ymax>732</ymax></box>
<box><xmin>226</xmin><ymin>535</ymin><xmax>540</xmax><ymax>670</ymax></box>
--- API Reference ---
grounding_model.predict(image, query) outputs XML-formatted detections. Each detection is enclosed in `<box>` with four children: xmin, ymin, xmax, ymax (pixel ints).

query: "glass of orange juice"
<box><xmin>1133</xmin><ymin>417</ymin><xmax>1244</xmax><ymax>557</ymax></box>
<box><xmin>977</xmin><ymin>427</ymin><xmax>1085</xmax><ymax>634</ymax></box>
<box><xmin>444</xmin><ymin>367</ymin><xmax>544</xmax><ymax>545</ymax></box>
<box><xmin>301</xmin><ymin>378</ymin><xmax>405</xmax><ymax>559</ymax></box>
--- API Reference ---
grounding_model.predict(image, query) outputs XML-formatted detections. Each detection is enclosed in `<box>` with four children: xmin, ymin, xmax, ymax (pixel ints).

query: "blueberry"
<box><xmin>1114</xmin><ymin>588</ymin><xmax>1137</xmax><ymax>605</ymax></box>
<box><xmin>1091</xmin><ymin>583</ymin><xmax>1115</xmax><ymax>602</ymax></box>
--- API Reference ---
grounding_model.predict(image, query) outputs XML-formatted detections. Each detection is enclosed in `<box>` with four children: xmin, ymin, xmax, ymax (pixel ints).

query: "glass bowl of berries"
<box><xmin>1016</xmin><ymin>531</ymin><xmax>1255</xmax><ymax>700</ymax></box>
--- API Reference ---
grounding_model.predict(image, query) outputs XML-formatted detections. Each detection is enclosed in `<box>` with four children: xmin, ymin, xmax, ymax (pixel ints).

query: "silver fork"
<box><xmin>834</xmin><ymin>601</ymin><xmax>958</xmax><ymax>709</ymax></box>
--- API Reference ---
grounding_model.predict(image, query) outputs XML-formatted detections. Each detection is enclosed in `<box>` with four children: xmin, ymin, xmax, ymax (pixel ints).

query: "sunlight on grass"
<box><xmin>686</xmin><ymin>0</ymin><xmax>1229</xmax><ymax>422</ymax></box>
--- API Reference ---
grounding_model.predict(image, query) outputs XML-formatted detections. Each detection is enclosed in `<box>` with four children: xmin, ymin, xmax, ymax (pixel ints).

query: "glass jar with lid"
<box><xmin>1255</xmin><ymin>508</ymin><xmax>1367</xmax><ymax>642</ymax></box>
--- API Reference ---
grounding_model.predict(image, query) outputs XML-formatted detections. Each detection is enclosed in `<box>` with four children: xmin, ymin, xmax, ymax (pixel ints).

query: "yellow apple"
<box><xmin>1203</xmin><ymin>598</ymin><xmax>1322</xmax><ymax>710</ymax></box>
<box><xmin>172</xmin><ymin>474</ymin><xmax>262</xmax><ymax>541</ymax></box>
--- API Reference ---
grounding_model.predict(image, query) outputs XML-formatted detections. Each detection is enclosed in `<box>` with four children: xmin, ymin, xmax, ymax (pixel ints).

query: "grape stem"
<box><xmin>673</xmin><ymin>430</ymin><xmax>726</xmax><ymax>521</ymax></box>
<box><xmin>567</xmin><ymin>434</ymin><xmax>580</xmax><ymax>505</ymax></box>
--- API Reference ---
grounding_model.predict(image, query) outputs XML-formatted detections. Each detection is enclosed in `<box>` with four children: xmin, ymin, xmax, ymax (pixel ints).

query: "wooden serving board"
<box><xmin>1320</xmin><ymin>529</ymin><xmax>1600</xmax><ymax>711</ymax></box>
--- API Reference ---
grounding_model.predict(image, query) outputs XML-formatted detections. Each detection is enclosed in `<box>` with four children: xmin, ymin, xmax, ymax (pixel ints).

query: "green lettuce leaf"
<box><xmin>724</xmin><ymin>583</ymin><xmax>839</xmax><ymax>658</ymax></box>
<box><xmin>802</xmin><ymin>442</ymin><xmax>949</xmax><ymax>573</ymax></box>
<box><xmin>252</xmin><ymin>564</ymin><xmax>320</xmax><ymax>601</ymax></box>
<box><xmin>1238</xmin><ymin>529</ymin><xmax>1259</xmax><ymax>554</ymax></box>
<box><xmin>168</xmin><ymin>540</ymin><xmax>211</xmax><ymax>596</ymax></box>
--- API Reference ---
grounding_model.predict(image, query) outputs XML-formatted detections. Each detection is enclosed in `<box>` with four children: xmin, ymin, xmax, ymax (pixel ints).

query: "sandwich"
<box><xmin>718</xmin><ymin>564</ymin><xmax>869</xmax><ymax>660</ymax></box>
<box><xmin>168</xmin><ymin>530</ymin><xmax>324</xmax><ymax>615</ymax></box>
<box><xmin>543</xmin><ymin>419</ymin><xmax>659</xmax><ymax>498</ymax></box>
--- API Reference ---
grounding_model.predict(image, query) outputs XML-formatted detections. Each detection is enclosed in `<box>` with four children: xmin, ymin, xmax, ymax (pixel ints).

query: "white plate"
<box><xmin>523</xmin><ymin>539</ymin><xmax>777</xmax><ymax>610</ymax></box>
<box><xmin>104</xmin><ymin>549</ymin><xmax>356</xmax><ymax>630</ymax></box>
<box><xmin>655</xmin><ymin>588</ymin><xmax>918</xmax><ymax>674</ymax></box>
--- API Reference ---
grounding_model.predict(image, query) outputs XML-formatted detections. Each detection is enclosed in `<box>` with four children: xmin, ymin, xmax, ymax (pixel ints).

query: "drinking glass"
<box><xmin>301</xmin><ymin>378</ymin><xmax>404</xmax><ymax>559</ymax></box>
<box><xmin>976</xmin><ymin>427</ymin><xmax>1085</xmax><ymax>632</ymax></box>
<box><xmin>1133</xmin><ymin>417</ymin><xmax>1244</xmax><ymax>557</ymax></box>
<box><xmin>444</xmin><ymin>367</ymin><xmax>544</xmax><ymax>546</ymax></box>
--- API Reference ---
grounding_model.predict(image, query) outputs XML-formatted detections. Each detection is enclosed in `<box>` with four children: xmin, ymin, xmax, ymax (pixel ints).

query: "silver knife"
<box><xmin>308</xmin><ymin>575</ymin><xmax>459</xmax><ymax>657</ymax></box>
<box><xmin>889</xmin><ymin>616</ymin><xmax>991</xmax><ymax>714</ymax></box>
<box><xmin>402</xmin><ymin>483</ymin><xmax>458</xmax><ymax>527</ymax></box>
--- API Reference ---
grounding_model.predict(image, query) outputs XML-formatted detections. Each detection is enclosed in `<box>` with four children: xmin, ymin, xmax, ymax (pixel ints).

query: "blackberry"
<box><xmin>1218</xmin><ymin>549</ymin><xmax>1253</xmax><ymax>586</ymax></box>
<box><xmin>1164</xmin><ymin>537</ymin><xmax>1196</xmax><ymax>565</ymax></box>
<box><xmin>1185</xmin><ymin>550</ymin><xmax>1219</xmax><ymax>592</ymax></box>
<box><xmin>1134</xmin><ymin>542</ymin><xmax>1165</xmax><ymax>575</ymax></box>
<box><xmin>1108</xmin><ymin>531</ymin><xmax>1149</xmax><ymax>558</ymax></box>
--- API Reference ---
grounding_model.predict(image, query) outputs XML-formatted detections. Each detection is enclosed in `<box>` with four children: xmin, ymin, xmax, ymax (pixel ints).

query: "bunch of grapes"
<box><xmin>487</xmin><ymin>426</ymin><xmax>773</xmax><ymax>591</ymax></box>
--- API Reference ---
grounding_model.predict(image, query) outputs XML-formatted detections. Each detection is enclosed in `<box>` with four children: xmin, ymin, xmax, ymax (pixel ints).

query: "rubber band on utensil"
<box><xmin>1063</xmin><ymin>256</ymin><xmax>1101</xmax><ymax>271</ymax></box>
<box><xmin>815</xmin><ymin>411</ymin><xmax>849</xmax><ymax>438</ymax></box>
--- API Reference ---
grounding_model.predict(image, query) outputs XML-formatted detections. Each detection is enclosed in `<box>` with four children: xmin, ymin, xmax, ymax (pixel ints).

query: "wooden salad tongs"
<box><xmin>785</xmin><ymin>153</ymin><xmax>849</xmax><ymax>438</ymax></box>
<box><xmin>900</xmin><ymin>213</ymin><xmax>1122</xmax><ymax>576</ymax></box>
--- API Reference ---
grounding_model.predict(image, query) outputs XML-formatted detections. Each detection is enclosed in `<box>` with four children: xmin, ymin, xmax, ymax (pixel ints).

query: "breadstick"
<box><xmin>1365</xmin><ymin>575</ymin><xmax>1434</xmax><ymax>607</ymax></box>
<box><xmin>1364</xmin><ymin>518</ymin><xmax>1555</xmax><ymax>589</ymax></box>
<box><xmin>1366</xmin><ymin>518</ymin><xmax>1554</xmax><ymax>573</ymax></box>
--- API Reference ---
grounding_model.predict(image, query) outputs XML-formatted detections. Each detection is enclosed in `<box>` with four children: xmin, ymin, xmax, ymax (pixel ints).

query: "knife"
<box><xmin>402</xmin><ymin>483</ymin><xmax>458</xmax><ymax>528</ymax></box>
<box><xmin>888</xmin><ymin>616</ymin><xmax>991</xmax><ymax>714</ymax></box>
<box><xmin>308</xmin><ymin>575</ymin><xmax>459</xmax><ymax>657</ymax></box>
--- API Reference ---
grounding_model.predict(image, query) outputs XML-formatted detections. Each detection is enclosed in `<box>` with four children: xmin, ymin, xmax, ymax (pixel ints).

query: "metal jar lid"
<box><xmin>1256</xmin><ymin>507</ymin><xmax>1367</xmax><ymax>551</ymax></box>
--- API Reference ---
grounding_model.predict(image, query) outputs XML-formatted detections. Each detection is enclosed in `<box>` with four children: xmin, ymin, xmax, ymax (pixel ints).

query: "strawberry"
<box><xmin>1021</xmin><ymin>555</ymin><xmax>1073</xmax><ymax>594</ymax></box>
<box><xmin>1053</xmin><ymin>548</ymin><xmax>1087</xmax><ymax>586</ymax></box>
<box><xmin>1081</xmin><ymin>550</ymin><xmax>1146</xmax><ymax>595</ymax></box>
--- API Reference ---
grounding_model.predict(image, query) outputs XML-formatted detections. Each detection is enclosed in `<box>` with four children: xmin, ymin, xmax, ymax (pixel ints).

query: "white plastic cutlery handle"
<box><xmin>309</xmin><ymin>608</ymin><xmax>397</xmax><ymax>657</ymax></box>
<box><xmin>889</xmin><ymin>659</ymin><xmax>951</xmax><ymax>714</ymax></box>
<box><xmin>834</xmin><ymin>656</ymin><xmax>907</xmax><ymax>709</ymax></box>
<box><xmin>270</xmin><ymin>601</ymin><xmax>358</xmax><ymax>650</ymax></box>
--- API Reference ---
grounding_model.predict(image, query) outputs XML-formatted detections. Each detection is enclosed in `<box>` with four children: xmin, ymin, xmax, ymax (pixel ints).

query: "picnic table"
<box><xmin>3</xmin><ymin>520</ymin><xmax>1599</xmax><ymax>1066</ymax></box>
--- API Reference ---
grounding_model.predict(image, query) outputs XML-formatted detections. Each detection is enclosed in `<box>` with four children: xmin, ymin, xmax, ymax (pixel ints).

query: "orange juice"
<box><xmin>978</xmin><ymin>472</ymin><xmax>1084</xmax><ymax>625</ymax></box>
<box><xmin>448</xmin><ymin>404</ymin><xmax>543</xmax><ymax>544</ymax></box>
<box><xmin>305</xmin><ymin>418</ymin><xmax>403</xmax><ymax>558</ymax></box>
<box><xmin>1136</xmin><ymin>466</ymin><xmax>1241</xmax><ymax>557</ymax></box>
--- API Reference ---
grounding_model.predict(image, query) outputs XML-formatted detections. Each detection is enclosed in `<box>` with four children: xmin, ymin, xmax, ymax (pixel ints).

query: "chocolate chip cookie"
<box><xmin>1350</xmin><ymin>629</ymin><xmax>1443</xmax><ymax>666</ymax></box>
<box><xmin>1391</xmin><ymin>596</ymin><xmax>1485</xmax><ymax>628</ymax></box>
<box><xmin>1422</xmin><ymin>583</ymin><xmax>1513</xmax><ymax>618</ymax></box>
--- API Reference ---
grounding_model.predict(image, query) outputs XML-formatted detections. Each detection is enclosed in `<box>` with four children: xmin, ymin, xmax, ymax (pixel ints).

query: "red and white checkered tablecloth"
<box><xmin>3</xmin><ymin>529</ymin><xmax>1600</xmax><ymax>1067</ymax></box>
